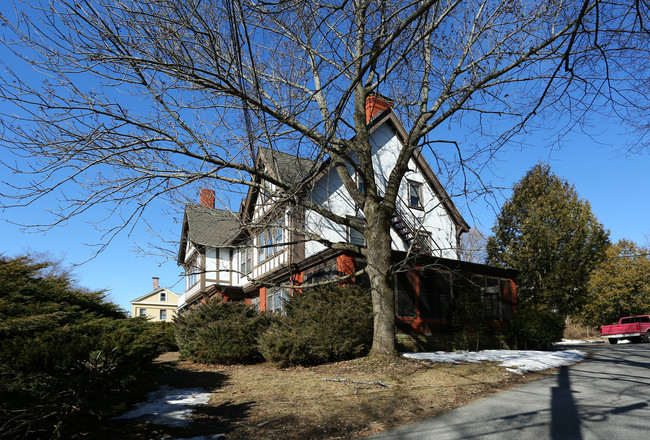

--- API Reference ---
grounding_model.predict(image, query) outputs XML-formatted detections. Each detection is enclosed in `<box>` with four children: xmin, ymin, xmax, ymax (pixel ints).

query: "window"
<box><xmin>396</xmin><ymin>272</ymin><xmax>417</xmax><ymax>318</ymax></box>
<box><xmin>473</xmin><ymin>276</ymin><xmax>503</xmax><ymax>321</ymax></box>
<box><xmin>160</xmin><ymin>309</ymin><xmax>167</xmax><ymax>321</ymax></box>
<box><xmin>408</xmin><ymin>180</ymin><xmax>423</xmax><ymax>208</ymax></box>
<box><xmin>419</xmin><ymin>271</ymin><xmax>452</xmax><ymax>319</ymax></box>
<box><xmin>275</xmin><ymin>219</ymin><xmax>283</xmax><ymax>253</ymax></box>
<box><xmin>139</xmin><ymin>308</ymin><xmax>147</xmax><ymax>317</ymax></box>
<box><xmin>240</xmin><ymin>241</ymin><xmax>252</xmax><ymax>275</ymax></box>
<box><xmin>265</xmin><ymin>228</ymin><xmax>274</xmax><ymax>258</ymax></box>
<box><xmin>347</xmin><ymin>217</ymin><xmax>366</xmax><ymax>246</ymax></box>
<box><xmin>500</xmin><ymin>279</ymin><xmax>515</xmax><ymax>319</ymax></box>
<box><xmin>258</xmin><ymin>231</ymin><xmax>265</xmax><ymax>263</ymax></box>
<box><xmin>356</xmin><ymin>174</ymin><xmax>365</xmax><ymax>194</ymax></box>
<box><xmin>349</xmin><ymin>226</ymin><xmax>366</xmax><ymax>246</ymax></box>
<box><xmin>159</xmin><ymin>291</ymin><xmax>167</xmax><ymax>302</ymax></box>
<box><xmin>250</xmin><ymin>296</ymin><xmax>260</xmax><ymax>311</ymax></box>
<box><xmin>304</xmin><ymin>263</ymin><xmax>339</xmax><ymax>286</ymax></box>
<box><xmin>266</xmin><ymin>286</ymin><xmax>289</xmax><ymax>314</ymax></box>
<box><xmin>187</xmin><ymin>260</ymin><xmax>200</xmax><ymax>287</ymax></box>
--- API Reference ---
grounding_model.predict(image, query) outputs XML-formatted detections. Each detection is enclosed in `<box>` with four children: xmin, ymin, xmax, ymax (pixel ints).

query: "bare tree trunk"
<box><xmin>363</xmin><ymin>201</ymin><xmax>397</xmax><ymax>357</ymax></box>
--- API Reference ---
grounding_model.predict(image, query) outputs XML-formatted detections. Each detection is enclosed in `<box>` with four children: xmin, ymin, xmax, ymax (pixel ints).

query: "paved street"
<box><xmin>370</xmin><ymin>343</ymin><xmax>650</xmax><ymax>439</ymax></box>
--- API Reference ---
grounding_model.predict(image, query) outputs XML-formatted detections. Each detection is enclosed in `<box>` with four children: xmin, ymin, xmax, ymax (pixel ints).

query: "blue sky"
<box><xmin>1</xmin><ymin>3</ymin><xmax>648</xmax><ymax>312</ymax></box>
<box><xmin>3</xmin><ymin>126</ymin><xmax>648</xmax><ymax>312</ymax></box>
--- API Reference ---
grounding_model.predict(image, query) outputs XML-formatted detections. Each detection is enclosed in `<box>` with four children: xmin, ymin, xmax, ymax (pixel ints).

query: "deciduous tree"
<box><xmin>486</xmin><ymin>163</ymin><xmax>609</xmax><ymax>316</ymax></box>
<box><xmin>1</xmin><ymin>0</ymin><xmax>648</xmax><ymax>356</ymax></box>
<box><xmin>580</xmin><ymin>240</ymin><xmax>650</xmax><ymax>326</ymax></box>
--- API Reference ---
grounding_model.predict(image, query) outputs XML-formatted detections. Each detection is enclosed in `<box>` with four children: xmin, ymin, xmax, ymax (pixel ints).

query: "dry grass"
<box><xmin>93</xmin><ymin>353</ymin><xmax>549</xmax><ymax>439</ymax></box>
<box><xmin>564</xmin><ymin>319</ymin><xmax>600</xmax><ymax>340</ymax></box>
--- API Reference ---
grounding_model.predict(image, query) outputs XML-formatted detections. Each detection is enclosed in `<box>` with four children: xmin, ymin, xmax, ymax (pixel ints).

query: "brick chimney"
<box><xmin>200</xmin><ymin>188</ymin><xmax>215</xmax><ymax>208</ymax></box>
<box><xmin>152</xmin><ymin>277</ymin><xmax>159</xmax><ymax>291</ymax></box>
<box><xmin>365</xmin><ymin>94</ymin><xmax>394</xmax><ymax>123</ymax></box>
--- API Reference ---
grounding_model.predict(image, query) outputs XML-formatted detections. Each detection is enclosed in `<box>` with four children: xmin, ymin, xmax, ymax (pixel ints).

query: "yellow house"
<box><xmin>130</xmin><ymin>277</ymin><xmax>180</xmax><ymax>322</ymax></box>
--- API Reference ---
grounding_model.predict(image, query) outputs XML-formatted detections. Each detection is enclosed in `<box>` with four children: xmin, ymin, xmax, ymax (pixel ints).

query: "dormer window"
<box><xmin>408</xmin><ymin>180</ymin><xmax>423</xmax><ymax>208</ymax></box>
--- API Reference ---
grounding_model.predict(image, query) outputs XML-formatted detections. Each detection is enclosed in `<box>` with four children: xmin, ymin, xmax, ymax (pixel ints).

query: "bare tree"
<box><xmin>1</xmin><ymin>0</ymin><xmax>648</xmax><ymax>356</ymax></box>
<box><xmin>460</xmin><ymin>226</ymin><xmax>488</xmax><ymax>264</ymax></box>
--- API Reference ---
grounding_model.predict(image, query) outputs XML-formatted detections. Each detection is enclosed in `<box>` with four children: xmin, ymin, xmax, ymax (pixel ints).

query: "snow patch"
<box><xmin>403</xmin><ymin>349</ymin><xmax>588</xmax><ymax>374</ymax></box>
<box><xmin>114</xmin><ymin>385</ymin><xmax>212</xmax><ymax>427</ymax></box>
<box><xmin>556</xmin><ymin>339</ymin><xmax>606</xmax><ymax>345</ymax></box>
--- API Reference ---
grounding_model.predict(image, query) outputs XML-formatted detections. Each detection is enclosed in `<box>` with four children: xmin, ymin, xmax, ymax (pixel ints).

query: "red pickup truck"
<box><xmin>600</xmin><ymin>315</ymin><xmax>650</xmax><ymax>344</ymax></box>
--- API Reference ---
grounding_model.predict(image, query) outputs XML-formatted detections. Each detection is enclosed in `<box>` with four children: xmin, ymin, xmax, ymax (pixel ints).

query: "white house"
<box><xmin>176</xmin><ymin>95</ymin><xmax>517</xmax><ymax>337</ymax></box>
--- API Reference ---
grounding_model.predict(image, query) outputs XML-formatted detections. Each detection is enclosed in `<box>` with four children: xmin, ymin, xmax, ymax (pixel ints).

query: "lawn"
<box><xmin>95</xmin><ymin>353</ymin><xmax>547</xmax><ymax>439</ymax></box>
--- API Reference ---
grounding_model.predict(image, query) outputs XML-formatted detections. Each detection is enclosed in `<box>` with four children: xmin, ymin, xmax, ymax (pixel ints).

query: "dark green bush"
<box><xmin>0</xmin><ymin>256</ymin><xmax>164</xmax><ymax>439</ymax></box>
<box><xmin>154</xmin><ymin>320</ymin><xmax>179</xmax><ymax>352</ymax></box>
<box><xmin>503</xmin><ymin>306</ymin><xmax>566</xmax><ymax>350</ymax></box>
<box><xmin>174</xmin><ymin>300</ymin><xmax>274</xmax><ymax>364</ymax></box>
<box><xmin>258</xmin><ymin>285</ymin><xmax>373</xmax><ymax>367</ymax></box>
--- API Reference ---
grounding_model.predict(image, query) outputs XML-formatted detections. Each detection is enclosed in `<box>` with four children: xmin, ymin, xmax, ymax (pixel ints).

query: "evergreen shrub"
<box><xmin>503</xmin><ymin>306</ymin><xmax>566</xmax><ymax>350</ymax></box>
<box><xmin>0</xmin><ymin>256</ymin><xmax>165</xmax><ymax>439</ymax></box>
<box><xmin>174</xmin><ymin>300</ymin><xmax>274</xmax><ymax>364</ymax></box>
<box><xmin>258</xmin><ymin>285</ymin><xmax>373</xmax><ymax>367</ymax></box>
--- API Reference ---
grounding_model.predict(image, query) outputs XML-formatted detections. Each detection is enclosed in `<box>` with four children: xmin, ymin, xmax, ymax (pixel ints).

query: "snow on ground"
<box><xmin>556</xmin><ymin>339</ymin><xmax>606</xmax><ymax>345</ymax></box>
<box><xmin>114</xmin><ymin>385</ymin><xmax>212</xmax><ymax>427</ymax></box>
<box><xmin>403</xmin><ymin>349</ymin><xmax>588</xmax><ymax>374</ymax></box>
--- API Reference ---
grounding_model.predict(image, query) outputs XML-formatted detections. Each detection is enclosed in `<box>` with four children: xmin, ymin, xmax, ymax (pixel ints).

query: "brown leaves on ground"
<box><xmin>96</xmin><ymin>353</ymin><xmax>546</xmax><ymax>440</ymax></box>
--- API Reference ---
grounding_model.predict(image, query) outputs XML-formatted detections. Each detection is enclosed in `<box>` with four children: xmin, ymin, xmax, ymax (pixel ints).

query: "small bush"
<box><xmin>174</xmin><ymin>300</ymin><xmax>274</xmax><ymax>364</ymax></box>
<box><xmin>258</xmin><ymin>285</ymin><xmax>373</xmax><ymax>367</ymax></box>
<box><xmin>503</xmin><ymin>306</ymin><xmax>566</xmax><ymax>350</ymax></box>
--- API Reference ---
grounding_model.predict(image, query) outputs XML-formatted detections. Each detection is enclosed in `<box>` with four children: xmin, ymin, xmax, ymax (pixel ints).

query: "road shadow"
<box><xmin>551</xmin><ymin>366</ymin><xmax>582</xmax><ymax>439</ymax></box>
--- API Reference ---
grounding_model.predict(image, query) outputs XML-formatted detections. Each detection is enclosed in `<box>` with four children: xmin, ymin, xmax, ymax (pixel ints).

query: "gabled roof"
<box><xmin>240</xmin><ymin>109</ymin><xmax>469</xmax><ymax>234</ymax></box>
<box><xmin>367</xmin><ymin>108</ymin><xmax>470</xmax><ymax>234</ymax></box>
<box><xmin>259</xmin><ymin>147</ymin><xmax>319</xmax><ymax>186</ymax></box>
<box><xmin>130</xmin><ymin>287</ymin><xmax>179</xmax><ymax>304</ymax></box>
<box><xmin>178</xmin><ymin>204</ymin><xmax>241</xmax><ymax>263</ymax></box>
<box><xmin>241</xmin><ymin>147</ymin><xmax>323</xmax><ymax>221</ymax></box>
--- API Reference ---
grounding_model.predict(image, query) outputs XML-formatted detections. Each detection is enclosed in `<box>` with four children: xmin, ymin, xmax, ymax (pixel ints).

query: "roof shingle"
<box><xmin>185</xmin><ymin>204</ymin><xmax>241</xmax><ymax>247</ymax></box>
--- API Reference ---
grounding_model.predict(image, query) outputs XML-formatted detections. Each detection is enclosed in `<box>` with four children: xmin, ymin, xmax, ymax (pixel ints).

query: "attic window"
<box><xmin>159</xmin><ymin>291</ymin><xmax>167</xmax><ymax>302</ymax></box>
<box><xmin>408</xmin><ymin>180</ymin><xmax>423</xmax><ymax>208</ymax></box>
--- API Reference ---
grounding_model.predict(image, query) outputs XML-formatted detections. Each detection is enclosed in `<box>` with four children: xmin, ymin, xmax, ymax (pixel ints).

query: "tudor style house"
<box><xmin>177</xmin><ymin>95</ymin><xmax>517</xmax><ymax>339</ymax></box>
<box><xmin>130</xmin><ymin>277</ymin><xmax>180</xmax><ymax>322</ymax></box>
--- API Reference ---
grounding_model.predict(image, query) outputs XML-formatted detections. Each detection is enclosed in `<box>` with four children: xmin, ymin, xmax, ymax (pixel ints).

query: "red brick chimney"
<box><xmin>200</xmin><ymin>188</ymin><xmax>215</xmax><ymax>208</ymax></box>
<box><xmin>152</xmin><ymin>277</ymin><xmax>159</xmax><ymax>290</ymax></box>
<box><xmin>365</xmin><ymin>94</ymin><xmax>394</xmax><ymax>123</ymax></box>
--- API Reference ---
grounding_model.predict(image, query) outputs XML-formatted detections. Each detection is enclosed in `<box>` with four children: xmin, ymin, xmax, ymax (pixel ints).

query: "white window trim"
<box><xmin>407</xmin><ymin>180</ymin><xmax>423</xmax><ymax>209</ymax></box>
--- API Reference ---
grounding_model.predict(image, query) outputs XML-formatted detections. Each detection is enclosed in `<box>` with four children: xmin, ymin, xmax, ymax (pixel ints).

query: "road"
<box><xmin>369</xmin><ymin>343</ymin><xmax>650</xmax><ymax>440</ymax></box>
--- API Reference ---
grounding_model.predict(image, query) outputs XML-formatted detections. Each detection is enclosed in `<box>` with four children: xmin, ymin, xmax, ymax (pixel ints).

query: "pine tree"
<box><xmin>486</xmin><ymin>163</ymin><xmax>610</xmax><ymax>317</ymax></box>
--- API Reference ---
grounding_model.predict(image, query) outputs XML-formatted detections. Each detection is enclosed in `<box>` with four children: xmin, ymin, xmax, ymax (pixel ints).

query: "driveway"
<box><xmin>369</xmin><ymin>343</ymin><xmax>650</xmax><ymax>439</ymax></box>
